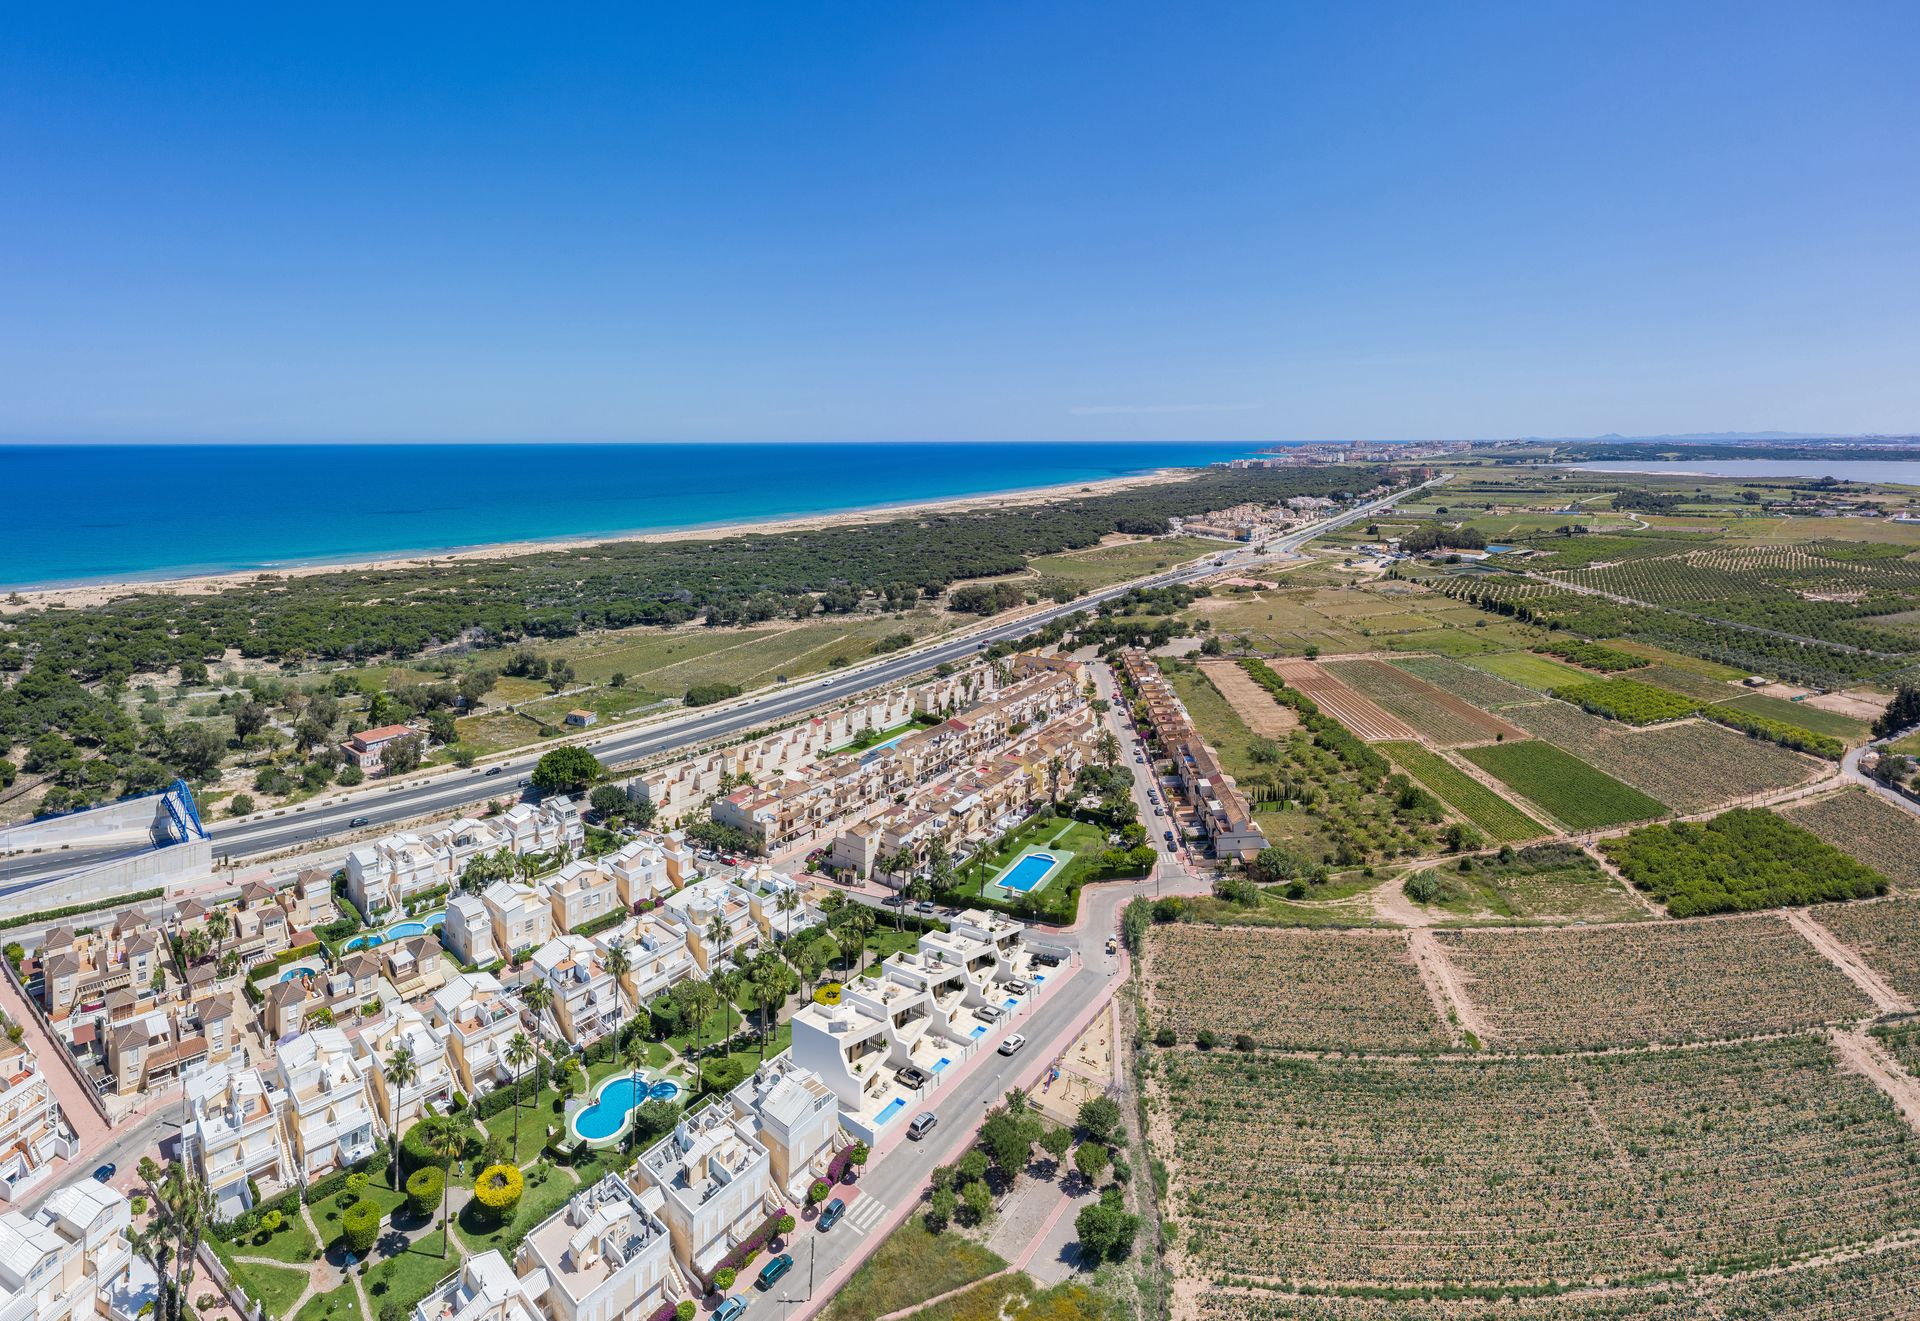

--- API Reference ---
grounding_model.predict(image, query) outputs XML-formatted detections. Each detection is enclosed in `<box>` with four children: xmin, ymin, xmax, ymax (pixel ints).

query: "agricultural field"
<box><xmin>1810</xmin><ymin>899</ymin><xmax>1920</xmax><ymax>1003</ymax></box>
<box><xmin>1389</xmin><ymin>654</ymin><xmax>1541</xmax><ymax>707</ymax></box>
<box><xmin>1630</xmin><ymin>663</ymin><xmax>1742</xmax><ymax>701</ymax></box>
<box><xmin>1459</xmin><ymin>740</ymin><xmax>1666</xmax><ymax>831</ymax></box>
<box><xmin>1550</xmin><ymin>677</ymin><xmax>1701</xmax><ymax>725</ymax></box>
<box><xmin>1601</xmin><ymin>639</ymin><xmax>1750</xmax><ymax>679</ymax></box>
<box><xmin>1195</xmin><ymin>658</ymin><xmax>1297</xmax><ymax>735</ymax></box>
<box><xmin>1600</xmin><ymin>808</ymin><xmax>1889</xmax><ymax>916</ymax></box>
<box><xmin>1324</xmin><ymin>658</ymin><xmax>1525</xmax><ymax>745</ymax></box>
<box><xmin>1265</xmin><ymin>658</ymin><xmax>1416</xmax><ymax>741</ymax></box>
<box><xmin>1874</xmin><ymin>1020</ymin><xmax>1920</xmax><ymax>1078</ymax></box>
<box><xmin>1027</xmin><ymin>534</ymin><xmax>1226</xmax><ymax>588</ymax></box>
<box><xmin>1784</xmin><ymin>789</ymin><xmax>1920</xmax><ymax>889</ymax></box>
<box><xmin>1155</xmin><ymin>1036</ymin><xmax>1920</xmax><ymax>1293</ymax></box>
<box><xmin>1435</xmin><ymin>916</ymin><xmax>1876</xmax><ymax>1048</ymax></box>
<box><xmin>1459</xmin><ymin>649</ymin><xmax>1591</xmax><ymax>692</ymax></box>
<box><xmin>1141</xmin><ymin>926</ymin><xmax>1448</xmax><ymax>1051</ymax></box>
<box><xmin>1403</xmin><ymin>842</ymin><xmax>1649</xmax><ymax>925</ymax></box>
<box><xmin>1502</xmin><ymin>699</ymin><xmax>1821</xmax><ymax>812</ymax></box>
<box><xmin>1380</xmin><ymin>742</ymin><xmax>1545</xmax><ymax>843</ymax></box>
<box><xmin>1721</xmin><ymin>691</ymin><xmax>1872</xmax><ymax>741</ymax></box>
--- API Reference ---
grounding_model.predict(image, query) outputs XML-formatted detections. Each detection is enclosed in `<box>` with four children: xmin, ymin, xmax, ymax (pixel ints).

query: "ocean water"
<box><xmin>0</xmin><ymin>440</ymin><xmax>1281</xmax><ymax>589</ymax></box>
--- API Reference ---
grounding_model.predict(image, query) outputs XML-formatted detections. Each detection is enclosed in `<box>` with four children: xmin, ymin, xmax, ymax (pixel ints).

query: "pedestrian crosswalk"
<box><xmin>841</xmin><ymin>1194</ymin><xmax>888</xmax><ymax>1234</ymax></box>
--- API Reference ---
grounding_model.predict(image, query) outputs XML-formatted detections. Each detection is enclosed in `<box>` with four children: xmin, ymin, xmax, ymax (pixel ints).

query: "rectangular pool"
<box><xmin>1003</xmin><ymin>997</ymin><xmax>1019</xmax><ymax>1009</ymax></box>
<box><xmin>931</xmin><ymin>1057</ymin><xmax>952</xmax><ymax>1074</ymax></box>
<box><xmin>874</xmin><ymin>1097</ymin><xmax>906</xmax><ymax>1127</ymax></box>
<box><xmin>969</xmin><ymin>1025</ymin><xmax>988</xmax><ymax>1040</ymax></box>
<box><xmin>996</xmin><ymin>851</ymin><xmax>1062</xmax><ymax>893</ymax></box>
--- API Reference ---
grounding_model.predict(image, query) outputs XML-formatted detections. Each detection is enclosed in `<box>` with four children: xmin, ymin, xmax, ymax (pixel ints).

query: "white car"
<box><xmin>998</xmin><ymin>1034</ymin><xmax>1027</xmax><ymax>1056</ymax></box>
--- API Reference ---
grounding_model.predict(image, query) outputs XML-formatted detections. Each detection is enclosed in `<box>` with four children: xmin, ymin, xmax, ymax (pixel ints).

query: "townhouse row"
<box><xmin>1116</xmin><ymin>649</ymin><xmax>1267</xmax><ymax>860</ymax></box>
<box><xmin>343</xmin><ymin>798</ymin><xmax>585</xmax><ymax>918</ymax></box>
<box><xmin>0</xmin><ymin>1180</ymin><xmax>146</xmax><ymax>1321</ymax></box>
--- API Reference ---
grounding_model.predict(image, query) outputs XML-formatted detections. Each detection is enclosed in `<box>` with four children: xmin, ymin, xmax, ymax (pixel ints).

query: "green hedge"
<box><xmin>247</xmin><ymin>942</ymin><xmax>324</xmax><ymax>984</ymax></box>
<box><xmin>571</xmin><ymin>908</ymin><xmax>627</xmax><ymax>939</ymax></box>
<box><xmin>1705</xmin><ymin>706</ymin><xmax>1844</xmax><ymax>760</ymax></box>
<box><xmin>0</xmin><ymin>889</ymin><xmax>164</xmax><ymax>932</ymax></box>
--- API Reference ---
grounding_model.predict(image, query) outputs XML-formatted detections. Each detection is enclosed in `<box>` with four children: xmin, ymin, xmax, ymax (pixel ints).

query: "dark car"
<box><xmin>485</xmin><ymin>766</ymin><xmax>503</xmax><ymax>776</ymax></box>
<box><xmin>755</xmin><ymin>1253</ymin><xmax>795</xmax><ymax>1291</ymax></box>
<box><xmin>93</xmin><ymin>1163</ymin><xmax>116</xmax><ymax>1182</ymax></box>
<box><xmin>349</xmin><ymin>816</ymin><xmax>370</xmax><ymax>828</ymax></box>
<box><xmin>818</xmin><ymin>1197</ymin><xmax>846</xmax><ymax>1231</ymax></box>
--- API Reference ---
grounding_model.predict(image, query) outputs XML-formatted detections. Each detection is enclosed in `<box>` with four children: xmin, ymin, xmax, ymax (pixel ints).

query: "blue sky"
<box><xmin>2</xmin><ymin>2</ymin><xmax>1915</xmax><ymax>442</ymax></box>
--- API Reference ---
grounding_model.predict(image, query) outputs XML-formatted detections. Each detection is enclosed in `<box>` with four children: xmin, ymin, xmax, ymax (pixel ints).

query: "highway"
<box><xmin>2</xmin><ymin>478</ymin><xmax>1434</xmax><ymax>891</ymax></box>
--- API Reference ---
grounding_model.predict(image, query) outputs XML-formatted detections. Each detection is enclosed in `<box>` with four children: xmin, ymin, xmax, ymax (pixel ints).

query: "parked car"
<box><xmin>976</xmin><ymin>1005</ymin><xmax>1004</xmax><ymax>1022</ymax></box>
<box><xmin>1105</xmin><ymin>935</ymin><xmax>1118</xmax><ymax>955</ymax></box>
<box><xmin>907</xmin><ymin>1111</ymin><xmax>939</xmax><ymax>1140</ymax></box>
<box><xmin>818</xmin><ymin>1197</ymin><xmax>846</xmax><ymax>1231</ymax></box>
<box><xmin>756</xmin><ymin>1254</ymin><xmax>795</xmax><ymax>1291</ymax></box>
<box><xmin>92</xmin><ymin>1163</ymin><xmax>116</xmax><ymax>1183</ymax></box>
<box><xmin>999</xmin><ymin>1034</ymin><xmax>1028</xmax><ymax>1056</ymax></box>
<box><xmin>1006</xmin><ymin>979</ymin><xmax>1030</xmax><ymax>995</ymax></box>
<box><xmin>915</xmin><ymin>900</ymin><xmax>937</xmax><ymax>914</ymax></box>
<box><xmin>714</xmin><ymin>1299</ymin><xmax>747</xmax><ymax>1321</ymax></box>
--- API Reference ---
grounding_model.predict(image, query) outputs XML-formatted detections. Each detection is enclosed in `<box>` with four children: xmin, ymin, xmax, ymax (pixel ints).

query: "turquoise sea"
<box><xmin>1</xmin><ymin>440</ymin><xmax>1289</xmax><ymax>589</ymax></box>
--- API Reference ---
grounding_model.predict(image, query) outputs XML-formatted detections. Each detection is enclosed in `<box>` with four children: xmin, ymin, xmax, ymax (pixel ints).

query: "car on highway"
<box><xmin>93</xmin><ymin>1163</ymin><xmax>116</xmax><ymax>1182</ymax></box>
<box><xmin>485</xmin><ymin>766</ymin><xmax>503</xmax><ymax>776</ymax></box>
<box><xmin>907</xmin><ymin>1111</ymin><xmax>939</xmax><ymax>1140</ymax></box>
<box><xmin>999</xmin><ymin>1034</ymin><xmax>1027</xmax><ymax>1056</ymax></box>
<box><xmin>349</xmin><ymin>816</ymin><xmax>370</xmax><ymax>828</ymax></box>
<box><xmin>517</xmin><ymin>778</ymin><xmax>530</xmax><ymax>787</ymax></box>
<box><xmin>713</xmin><ymin>1299</ymin><xmax>746</xmax><ymax>1321</ymax></box>
<box><xmin>817</xmin><ymin>1197</ymin><xmax>846</xmax><ymax>1231</ymax></box>
<box><xmin>755</xmin><ymin>1253</ymin><xmax>794</xmax><ymax>1291</ymax></box>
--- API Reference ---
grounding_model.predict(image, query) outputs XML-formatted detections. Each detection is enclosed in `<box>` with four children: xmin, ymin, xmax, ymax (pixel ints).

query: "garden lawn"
<box><xmin>945</xmin><ymin>816</ymin><xmax>1115</xmax><ymax>921</ymax></box>
<box><xmin>481</xmin><ymin>1087</ymin><xmax>569</xmax><ymax>1162</ymax></box>
<box><xmin>1461</xmin><ymin>741</ymin><xmax>1666</xmax><ymax>831</ymax></box>
<box><xmin>293</xmin><ymin>1281</ymin><xmax>364</xmax><ymax>1321</ymax></box>
<box><xmin>223</xmin><ymin>1210</ymin><xmax>320</xmax><ymax>1264</ymax></box>
<box><xmin>1382</xmin><ymin>742</ymin><xmax>1545</xmax><ymax>843</ymax></box>
<box><xmin>311</xmin><ymin>1184</ymin><xmax>410</xmax><ymax>1247</ymax></box>
<box><xmin>363</xmin><ymin>1232</ymin><xmax>461</xmax><ymax>1321</ymax></box>
<box><xmin>819</xmin><ymin>1219</ymin><xmax>1006</xmax><ymax>1321</ymax></box>
<box><xmin>229</xmin><ymin>1262</ymin><xmax>309</xmax><ymax>1319</ymax></box>
<box><xmin>666</xmin><ymin>998</ymin><xmax>744</xmax><ymax>1054</ymax></box>
<box><xmin>454</xmin><ymin>1165</ymin><xmax>579</xmax><ymax>1257</ymax></box>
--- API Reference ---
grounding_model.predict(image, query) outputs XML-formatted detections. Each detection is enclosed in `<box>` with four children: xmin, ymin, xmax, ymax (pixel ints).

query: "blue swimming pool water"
<box><xmin>342</xmin><ymin>909</ymin><xmax>447</xmax><ymax>950</ymax></box>
<box><xmin>969</xmin><ymin>1025</ymin><xmax>988</xmax><ymax>1040</ymax></box>
<box><xmin>874</xmin><ymin>1097</ymin><xmax>907</xmax><ymax>1126</ymax></box>
<box><xmin>1003</xmin><ymin>997</ymin><xmax>1019</xmax><ymax>1009</ymax></box>
<box><xmin>998</xmin><ymin>852</ymin><xmax>1061</xmax><ymax>893</ymax></box>
<box><xmin>573</xmin><ymin>1072</ymin><xmax>683</xmax><ymax>1142</ymax></box>
<box><xmin>932</xmin><ymin>1057</ymin><xmax>951</xmax><ymax>1074</ymax></box>
<box><xmin>278</xmin><ymin>966</ymin><xmax>318</xmax><ymax>983</ymax></box>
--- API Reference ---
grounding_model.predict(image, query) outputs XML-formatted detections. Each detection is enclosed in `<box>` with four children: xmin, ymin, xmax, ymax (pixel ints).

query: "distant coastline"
<box><xmin>0</xmin><ymin>439</ymin><xmax>1280</xmax><ymax>596</ymax></box>
<box><xmin>0</xmin><ymin>450</ymin><xmax>1215</xmax><ymax>611</ymax></box>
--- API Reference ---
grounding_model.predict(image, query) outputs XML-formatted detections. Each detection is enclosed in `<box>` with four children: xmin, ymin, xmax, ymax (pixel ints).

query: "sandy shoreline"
<box><xmin>2</xmin><ymin>466</ymin><xmax>1196</xmax><ymax>613</ymax></box>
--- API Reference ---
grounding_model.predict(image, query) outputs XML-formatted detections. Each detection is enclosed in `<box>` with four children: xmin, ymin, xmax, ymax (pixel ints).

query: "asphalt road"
<box><xmin>3</xmin><ymin>479</ymin><xmax>1432</xmax><ymax>892</ymax></box>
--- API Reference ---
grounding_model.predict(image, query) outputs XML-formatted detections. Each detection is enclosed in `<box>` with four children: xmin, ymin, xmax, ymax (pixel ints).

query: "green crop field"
<box><xmin>1551</xmin><ymin>677</ymin><xmax>1701</xmax><ymax>725</ymax></box>
<box><xmin>1381</xmin><ymin>742</ymin><xmax>1545</xmax><ymax>842</ymax></box>
<box><xmin>1461</xmin><ymin>740</ymin><xmax>1667</xmax><ymax>831</ymax></box>
<box><xmin>1466</xmin><ymin>650</ymin><xmax>1590</xmax><ymax>691</ymax></box>
<box><xmin>1719</xmin><ymin>692</ymin><xmax>1871</xmax><ymax>741</ymax></box>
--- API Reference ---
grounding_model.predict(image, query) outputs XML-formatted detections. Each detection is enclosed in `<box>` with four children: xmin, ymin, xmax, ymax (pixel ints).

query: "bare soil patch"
<box><xmin>1197</xmin><ymin>659</ymin><xmax>1298</xmax><ymax>735</ymax></box>
<box><xmin>1268</xmin><ymin>658</ymin><xmax>1417</xmax><ymax>741</ymax></box>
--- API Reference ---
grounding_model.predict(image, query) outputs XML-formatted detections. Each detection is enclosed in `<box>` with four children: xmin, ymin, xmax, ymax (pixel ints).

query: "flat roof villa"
<box><xmin>431</xmin><ymin>972</ymin><xmax>527</xmax><ymax>1096</ymax></box>
<box><xmin>727</xmin><ymin>1054</ymin><xmax>846</xmax><ymax>1202</ymax></box>
<box><xmin>633</xmin><ymin>1100</ymin><xmax>778</xmax><ymax>1283</ymax></box>
<box><xmin>184</xmin><ymin>1066</ymin><xmax>291</xmax><ymax>1219</ymax></box>
<box><xmin>515</xmin><ymin>1172</ymin><xmax>684</xmax><ymax>1321</ymax></box>
<box><xmin>413</xmin><ymin>1249</ymin><xmax>548</xmax><ymax>1321</ymax></box>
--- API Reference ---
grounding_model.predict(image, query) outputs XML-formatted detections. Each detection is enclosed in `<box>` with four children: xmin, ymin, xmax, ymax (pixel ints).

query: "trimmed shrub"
<box><xmin>473</xmin><ymin>1164</ymin><xmax>524</xmax><ymax>1217</ymax></box>
<box><xmin>341</xmin><ymin>1200</ymin><xmax>381</xmax><ymax>1254</ymax></box>
<box><xmin>405</xmin><ymin>1166</ymin><xmax>444</xmax><ymax>1220</ymax></box>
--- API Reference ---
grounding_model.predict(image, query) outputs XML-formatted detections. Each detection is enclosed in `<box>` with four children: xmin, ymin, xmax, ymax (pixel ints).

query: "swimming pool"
<box><xmin>278</xmin><ymin>965</ymin><xmax>318</xmax><ymax>983</ymax></box>
<box><xmin>996</xmin><ymin>851</ymin><xmax>1063</xmax><ymax>894</ymax></box>
<box><xmin>874</xmin><ymin>1097</ymin><xmax>907</xmax><ymax>1127</ymax></box>
<box><xmin>570</xmin><ymin>1070</ymin><xmax>685</xmax><ymax>1145</ymax></box>
<box><xmin>1003</xmin><ymin>997</ymin><xmax>1019</xmax><ymax>1009</ymax></box>
<box><xmin>343</xmin><ymin>909</ymin><xmax>447</xmax><ymax>951</ymax></box>
<box><xmin>931</xmin><ymin>1057</ymin><xmax>952</xmax><ymax>1075</ymax></box>
<box><xmin>969</xmin><ymin>1025</ymin><xmax>988</xmax><ymax>1040</ymax></box>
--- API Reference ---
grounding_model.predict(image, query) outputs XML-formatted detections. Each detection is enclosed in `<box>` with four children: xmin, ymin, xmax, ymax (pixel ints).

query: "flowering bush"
<box><xmin>715</xmin><ymin>1208</ymin><xmax>789</xmax><ymax>1277</ymax></box>
<box><xmin>473</xmin><ymin>1164</ymin><xmax>524</xmax><ymax>1216</ymax></box>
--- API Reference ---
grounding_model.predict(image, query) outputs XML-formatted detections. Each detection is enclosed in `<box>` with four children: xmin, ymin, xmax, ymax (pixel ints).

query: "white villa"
<box><xmin>657</xmin><ymin>876</ymin><xmax>761</xmax><ymax>974</ymax></box>
<box><xmin>483</xmin><ymin>881</ymin><xmax>555</xmax><ymax>963</ymax></box>
<box><xmin>442</xmin><ymin>893</ymin><xmax>497</xmax><ymax>967</ymax></box>
<box><xmin>431</xmin><ymin>972</ymin><xmax>527</xmax><ymax>1097</ymax></box>
<box><xmin>274</xmin><ymin>1027</ymin><xmax>384</xmax><ymax>1180</ymax></box>
<box><xmin>0</xmin><ymin>1181</ymin><xmax>141</xmax><ymax>1321</ymax></box>
<box><xmin>728</xmin><ymin>1055</ymin><xmax>845</xmax><ymax>1203</ymax></box>
<box><xmin>343</xmin><ymin>800</ymin><xmax>583</xmax><ymax>918</ymax></box>
<box><xmin>516</xmin><ymin>1173</ymin><xmax>685</xmax><ymax>1321</ymax></box>
<box><xmin>545</xmin><ymin>861</ymin><xmax>621</xmax><ymax>934</ymax></box>
<box><xmin>529</xmin><ymin>935</ymin><xmax>627</xmax><ymax>1047</ymax></box>
<box><xmin>632</xmin><ymin>1100</ymin><xmax>778</xmax><ymax>1285</ymax></box>
<box><xmin>360</xmin><ymin>1003</ymin><xmax>457</xmax><ymax>1132</ymax></box>
<box><xmin>591</xmin><ymin>915</ymin><xmax>695</xmax><ymax>1011</ymax></box>
<box><xmin>413</xmin><ymin>1251</ymin><xmax>546</xmax><ymax>1321</ymax></box>
<box><xmin>0</xmin><ymin>1039</ymin><xmax>75</xmax><ymax>1204</ymax></box>
<box><xmin>184</xmin><ymin>1066</ymin><xmax>292</xmax><ymax>1219</ymax></box>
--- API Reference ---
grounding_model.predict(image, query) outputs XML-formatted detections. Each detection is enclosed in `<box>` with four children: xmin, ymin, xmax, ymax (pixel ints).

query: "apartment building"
<box><xmin>105</xmin><ymin>1009</ymin><xmax>207</xmax><ymax>1098</ymax></box>
<box><xmin>528</xmin><ymin>936</ymin><xmax>626</xmax><ymax>1047</ymax></box>
<box><xmin>442</xmin><ymin>894</ymin><xmax>497</xmax><ymax>967</ymax></box>
<box><xmin>482</xmin><ymin>881</ymin><xmax>554</xmax><ymax>963</ymax></box>
<box><xmin>515</xmin><ymin>1173</ymin><xmax>684</xmax><ymax>1321</ymax></box>
<box><xmin>275</xmin><ymin>1027</ymin><xmax>383</xmax><ymax>1180</ymax></box>
<box><xmin>344</xmin><ymin>802</ymin><xmax>583</xmax><ymax>917</ymax></box>
<box><xmin>412</xmin><ymin>1251</ymin><xmax>546</xmax><ymax>1321</ymax></box>
<box><xmin>732</xmin><ymin>866</ymin><xmax>816</xmax><ymax>942</ymax></box>
<box><xmin>655</xmin><ymin>877</ymin><xmax>760</xmax><ymax>974</ymax></box>
<box><xmin>184</xmin><ymin>1066</ymin><xmax>291</xmax><ymax>1218</ymax></box>
<box><xmin>727</xmin><ymin>1055</ymin><xmax>843</xmax><ymax>1203</ymax></box>
<box><xmin>360</xmin><ymin>1002</ymin><xmax>457</xmax><ymax>1132</ymax></box>
<box><xmin>632</xmin><ymin>1101</ymin><xmax>778</xmax><ymax>1284</ymax></box>
<box><xmin>544</xmin><ymin>861</ymin><xmax>621</xmax><ymax>934</ymax></box>
<box><xmin>590</xmin><ymin>916</ymin><xmax>694</xmax><ymax>1011</ymax></box>
<box><xmin>0</xmin><ymin>1181</ymin><xmax>138</xmax><ymax>1321</ymax></box>
<box><xmin>600</xmin><ymin>839</ymin><xmax>673</xmax><ymax>907</ymax></box>
<box><xmin>36</xmin><ymin>922</ymin><xmax>167</xmax><ymax>1023</ymax></box>
<box><xmin>263</xmin><ymin>950</ymin><xmax>384</xmax><ymax>1039</ymax></box>
<box><xmin>381</xmin><ymin>934</ymin><xmax>451</xmax><ymax>1003</ymax></box>
<box><xmin>342</xmin><ymin>723</ymin><xmax>421</xmax><ymax>773</ymax></box>
<box><xmin>429</xmin><ymin>973</ymin><xmax>525</xmax><ymax>1097</ymax></box>
<box><xmin>1117</xmin><ymin>648</ymin><xmax>1267</xmax><ymax>860</ymax></box>
<box><xmin>0</xmin><ymin>1041</ymin><xmax>75</xmax><ymax>1204</ymax></box>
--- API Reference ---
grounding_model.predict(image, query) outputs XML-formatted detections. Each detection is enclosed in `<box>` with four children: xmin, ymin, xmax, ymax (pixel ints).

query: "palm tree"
<box><xmin>603</xmin><ymin>938</ymin><xmax>631</xmax><ymax>1011</ymax></box>
<box><xmin>206</xmin><ymin>906</ymin><xmax>230</xmax><ymax>956</ymax></box>
<box><xmin>425</xmin><ymin>1115</ymin><xmax>464</xmax><ymax>1256</ymax></box>
<box><xmin>620</xmin><ymin>1033</ymin><xmax>648</xmax><ymax>1153</ymax></box>
<box><xmin>521</xmin><ymin>978</ymin><xmax>553</xmax><ymax>1034</ymax></box>
<box><xmin>776</xmin><ymin>889</ymin><xmax>800</xmax><ymax>939</ymax></box>
<box><xmin>505</xmin><ymin>1032</ymin><xmax>536</xmax><ymax>1162</ymax></box>
<box><xmin>130</xmin><ymin>1160</ymin><xmax>214</xmax><ymax>1321</ymax></box>
<box><xmin>752</xmin><ymin>962</ymin><xmax>794</xmax><ymax>1061</ymax></box>
<box><xmin>384</xmin><ymin>1045</ymin><xmax>418</xmax><ymax>1191</ymax></box>
<box><xmin>680</xmin><ymin>977</ymin><xmax>717</xmax><ymax>1066</ymax></box>
<box><xmin>713</xmin><ymin>968</ymin><xmax>743</xmax><ymax>1045</ymax></box>
<box><xmin>704</xmin><ymin>911</ymin><xmax>730</xmax><ymax>971</ymax></box>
